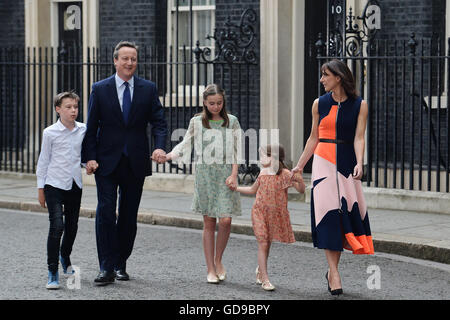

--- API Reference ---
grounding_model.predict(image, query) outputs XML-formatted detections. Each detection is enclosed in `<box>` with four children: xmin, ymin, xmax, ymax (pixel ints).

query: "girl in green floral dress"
<box><xmin>166</xmin><ymin>84</ymin><xmax>242</xmax><ymax>284</ymax></box>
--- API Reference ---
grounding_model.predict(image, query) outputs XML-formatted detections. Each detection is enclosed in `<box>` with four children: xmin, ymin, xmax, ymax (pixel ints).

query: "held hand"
<box><xmin>226</xmin><ymin>175</ymin><xmax>238</xmax><ymax>191</ymax></box>
<box><xmin>291</xmin><ymin>166</ymin><xmax>303</xmax><ymax>180</ymax></box>
<box><xmin>151</xmin><ymin>149</ymin><xmax>167</xmax><ymax>164</ymax></box>
<box><xmin>290</xmin><ymin>170</ymin><xmax>306</xmax><ymax>193</ymax></box>
<box><xmin>87</xmin><ymin>160</ymin><xmax>99</xmax><ymax>174</ymax></box>
<box><xmin>227</xmin><ymin>182</ymin><xmax>237</xmax><ymax>191</ymax></box>
<box><xmin>38</xmin><ymin>189</ymin><xmax>46</xmax><ymax>208</ymax></box>
<box><xmin>353</xmin><ymin>163</ymin><xmax>364</xmax><ymax>180</ymax></box>
<box><xmin>85</xmin><ymin>166</ymin><xmax>94</xmax><ymax>175</ymax></box>
<box><xmin>292</xmin><ymin>171</ymin><xmax>304</xmax><ymax>184</ymax></box>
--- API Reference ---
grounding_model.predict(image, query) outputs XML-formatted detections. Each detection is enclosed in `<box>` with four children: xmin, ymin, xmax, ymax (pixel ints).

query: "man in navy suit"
<box><xmin>83</xmin><ymin>41</ymin><xmax>167</xmax><ymax>285</ymax></box>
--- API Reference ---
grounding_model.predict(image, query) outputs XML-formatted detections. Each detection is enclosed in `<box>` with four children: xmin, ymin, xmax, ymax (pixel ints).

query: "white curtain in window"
<box><xmin>169</xmin><ymin>0</ymin><xmax>216</xmax><ymax>93</ymax></box>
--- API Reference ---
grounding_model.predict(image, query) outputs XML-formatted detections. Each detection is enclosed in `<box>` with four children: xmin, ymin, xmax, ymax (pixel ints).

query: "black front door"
<box><xmin>59</xmin><ymin>2</ymin><xmax>82</xmax><ymax>47</ymax></box>
<box><xmin>57</xmin><ymin>1</ymin><xmax>83</xmax><ymax>104</ymax></box>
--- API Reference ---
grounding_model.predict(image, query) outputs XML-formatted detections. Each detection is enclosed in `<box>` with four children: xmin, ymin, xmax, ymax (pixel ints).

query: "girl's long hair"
<box><xmin>260</xmin><ymin>144</ymin><xmax>287</xmax><ymax>175</ymax></box>
<box><xmin>321</xmin><ymin>59</ymin><xmax>358</xmax><ymax>100</ymax></box>
<box><xmin>198</xmin><ymin>84</ymin><xmax>230</xmax><ymax>129</ymax></box>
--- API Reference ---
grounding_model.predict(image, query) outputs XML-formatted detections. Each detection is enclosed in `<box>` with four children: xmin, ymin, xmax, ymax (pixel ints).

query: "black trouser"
<box><xmin>44</xmin><ymin>182</ymin><xmax>82</xmax><ymax>273</ymax></box>
<box><xmin>94</xmin><ymin>155</ymin><xmax>145</xmax><ymax>272</ymax></box>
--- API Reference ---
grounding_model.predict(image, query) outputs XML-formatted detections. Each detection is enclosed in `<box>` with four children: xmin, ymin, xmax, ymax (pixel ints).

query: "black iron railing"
<box><xmin>315</xmin><ymin>33</ymin><xmax>450</xmax><ymax>193</ymax></box>
<box><xmin>0</xmin><ymin>8</ymin><xmax>260</xmax><ymax>181</ymax></box>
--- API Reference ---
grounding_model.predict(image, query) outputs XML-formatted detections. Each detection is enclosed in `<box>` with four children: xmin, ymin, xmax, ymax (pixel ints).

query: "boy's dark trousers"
<box><xmin>44</xmin><ymin>181</ymin><xmax>82</xmax><ymax>273</ymax></box>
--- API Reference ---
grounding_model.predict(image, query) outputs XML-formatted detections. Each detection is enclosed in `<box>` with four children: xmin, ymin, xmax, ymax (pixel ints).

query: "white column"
<box><xmin>277</xmin><ymin>0</ymin><xmax>293</xmax><ymax>161</ymax></box>
<box><xmin>84</xmin><ymin>0</ymin><xmax>99</xmax><ymax>49</ymax></box>
<box><xmin>24</xmin><ymin>0</ymin><xmax>39</xmax><ymax>48</ymax></box>
<box><xmin>260</xmin><ymin>0</ymin><xmax>306</xmax><ymax>165</ymax></box>
<box><xmin>83</xmin><ymin>0</ymin><xmax>99</xmax><ymax>117</ymax></box>
<box><xmin>290</xmin><ymin>0</ymin><xmax>305</xmax><ymax>164</ymax></box>
<box><xmin>260</xmin><ymin>0</ymin><xmax>279</xmax><ymax>131</ymax></box>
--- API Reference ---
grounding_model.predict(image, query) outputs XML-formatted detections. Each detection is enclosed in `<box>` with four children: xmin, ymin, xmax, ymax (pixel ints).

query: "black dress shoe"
<box><xmin>331</xmin><ymin>288</ymin><xmax>343</xmax><ymax>296</ymax></box>
<box><xmin>94</xmin><ymin>271</ymin><xmax>115</xmax><ymax>285</ymax></box>
<box><xmin>115</xmin><ymin>269</ymin><xmax>130</xmax><ymax>281</ymax></box>
<box><xmin>326</xmin><ymin>272</ymin><xmax>343</xmax><ymax>296</ymax></box>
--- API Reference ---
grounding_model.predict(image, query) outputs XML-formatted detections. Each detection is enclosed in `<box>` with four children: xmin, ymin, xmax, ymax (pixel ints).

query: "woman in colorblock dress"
<box><xmin>293</xmin><ymin>59</ymin><xmax>374</xmax><ymax>296</ymax></box>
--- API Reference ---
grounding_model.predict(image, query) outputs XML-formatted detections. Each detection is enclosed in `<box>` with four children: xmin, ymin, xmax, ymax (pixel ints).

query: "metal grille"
<box><xmin>0</xmin><ymin>7</ymin><xmax>259</xmax><ymax>181</ymax></box>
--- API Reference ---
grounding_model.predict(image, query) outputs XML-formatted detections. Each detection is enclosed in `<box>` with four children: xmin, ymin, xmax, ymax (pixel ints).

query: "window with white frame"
<box><xmin>168</xmin><ymin>0</ymin><xmax>216</xmax><ymax>95</ymax></box>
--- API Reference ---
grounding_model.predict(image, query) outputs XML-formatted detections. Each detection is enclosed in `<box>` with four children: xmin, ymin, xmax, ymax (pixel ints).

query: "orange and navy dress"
<box><xmin>311</xmin><ymin>92</ymin><xmax>374</xmax><ymax>254</ymax></box>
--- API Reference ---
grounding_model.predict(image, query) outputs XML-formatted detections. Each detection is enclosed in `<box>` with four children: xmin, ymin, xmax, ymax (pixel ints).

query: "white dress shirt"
<box><xmin>36</xmin><ymin>120</ymin><xmax>87</xmax><ymax>190</ymax></box>
<box><xmin>115</xmin><ymin>73</ymin><xmax>134</xmax><ymax>111</ymax></box>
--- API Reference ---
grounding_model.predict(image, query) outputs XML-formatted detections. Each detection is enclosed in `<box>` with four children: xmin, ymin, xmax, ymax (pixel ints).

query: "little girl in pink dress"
<box><xmin>233</xmin><ymin>144</ymin><xmax>305</xmax><ymax>291</ymax></box>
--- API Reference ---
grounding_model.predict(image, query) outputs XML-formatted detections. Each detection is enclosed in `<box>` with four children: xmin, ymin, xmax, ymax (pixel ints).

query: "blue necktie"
<box><xmin>122</xmin><ymin>82</ymin><xmax>131</xmax><ymax>155</ymax></box>
<box><xmin>122</xmin><ymin>81</ymin><xmax>131</xmax><ymax>124</ymax></box>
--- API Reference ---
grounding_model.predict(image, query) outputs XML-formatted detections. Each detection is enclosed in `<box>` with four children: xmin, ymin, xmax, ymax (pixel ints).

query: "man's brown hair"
<box><xmin>113</xmin><ymin>41</ymin><xmax>139</xmax><ymax>60</ymax></box>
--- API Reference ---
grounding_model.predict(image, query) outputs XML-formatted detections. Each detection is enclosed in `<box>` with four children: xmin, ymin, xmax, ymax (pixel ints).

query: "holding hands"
<box><xmin>291</xmin><ymin>166</ymin><xmax>304</xmax><ymax>182</ymax></box>
<box><xmin>86</xmin><ymin>160</ymin><xmax>99</xmax><ymax>175</ymax></box>
<box><xmin>151</xmin><ymin>149</ymin><xmax>167</xmax><ymax>164</ymax></box>
<box><xmin>226</xmin><ymin>175</ymin><xmax>238</xmax><ymax>191</ymax></box>
<box><xmin>291</xmin><ymin>171</ymin><xmax>304</xmax><ymax>184</ymax></box>
<box><xmin>290</xmin><ymin>167</ymin><xmax>306</xmax><ymax>194</ymax></box>
<box><xmin>291</xmin><ymin>165</ymin><xmax>303</xmax><ymax>176</ymax></box>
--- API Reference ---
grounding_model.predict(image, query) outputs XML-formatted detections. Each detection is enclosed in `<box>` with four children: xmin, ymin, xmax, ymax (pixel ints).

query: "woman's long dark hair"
<box><xmin>198</xmin><ymin>84</ymin><xmax>230</xmax><ymax>129</ymax></box>
<box><xmin>321</xmin><ymin>59</ymin><xmax>358</xmax><ymax>99</ymax></box>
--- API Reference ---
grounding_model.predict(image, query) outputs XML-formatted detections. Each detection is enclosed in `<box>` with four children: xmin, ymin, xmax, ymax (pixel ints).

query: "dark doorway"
<box><xmin>58</xmin><ymin>2</ymin><xmax>82</xmax><ymax>47</ymax></box>
<box><xmin>57</xmin><ymin>1</ymin><xmax>83</xmax><ymax>105</ymax></box>
<box><xmin>303</xmin><ymin>0</ymin><xmax>327</xmax><ymax>173</ymax></box>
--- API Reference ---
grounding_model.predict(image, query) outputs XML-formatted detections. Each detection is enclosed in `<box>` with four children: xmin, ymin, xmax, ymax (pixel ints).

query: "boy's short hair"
<box><xmin>54</xmin><ymin>91</ymin><xmax>80</xmax><ymax>109</ymax></box>
<box><xmin>113</xmin><ymin>41</ymin><xmax>139</xmax><ymax>60</ymax></box>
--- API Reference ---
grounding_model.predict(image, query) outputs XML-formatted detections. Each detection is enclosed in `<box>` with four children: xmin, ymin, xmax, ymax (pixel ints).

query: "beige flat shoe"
<box><xmin>207</xmin><ymin>274</ymin><xmax>220</xmax><ymax>284</ymax></box>
<box><xmin>262</xmin><ymin>280</ymin><xmax>275</xmax><ymax>291</ymax></box>
<box><xmin>255</xmin><ymin>266</ymin><xmax>262</xmax><ymax>285</ymax></box>
<box><xmin>217</xmin><ymin>271</ymin><xmax>227</xmax><ymax>281</ymax></box>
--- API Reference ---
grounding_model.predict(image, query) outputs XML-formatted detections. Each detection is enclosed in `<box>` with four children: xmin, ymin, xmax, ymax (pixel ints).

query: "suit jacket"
<box><xmin>82</xmin><ymin>75</ymin><xmax>168</xmax><ymax>179</ymax></box>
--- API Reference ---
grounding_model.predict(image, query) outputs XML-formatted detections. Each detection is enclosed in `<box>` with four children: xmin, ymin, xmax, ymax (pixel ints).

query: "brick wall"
<box><xmin>377</xmin><ymin>0</ymin><xmax>446</xmax><ymax>40</ymax></box>
<box><xmin>0</xmin><ymin>0</ymin><xmax>24</xmax><ymax>46</ymax></box>
<box><xmin>98</xmin><ymin>0</ymin><xmax>167</xmax><ymax>54</ymax></box>
<box><xmin>97</xmin><ymin>0</ymin><xmax>167</xmax><ymax>98</ymax></box>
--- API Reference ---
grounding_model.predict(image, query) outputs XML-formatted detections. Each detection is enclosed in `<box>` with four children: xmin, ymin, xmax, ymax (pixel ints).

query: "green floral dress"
<box><xmin>171</xmin><ymin>115</ymin><xmax>242</xmax><ymax>218</ymax></box>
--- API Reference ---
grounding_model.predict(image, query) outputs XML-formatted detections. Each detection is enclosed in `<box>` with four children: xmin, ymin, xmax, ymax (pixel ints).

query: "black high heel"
<box><xmin>325</xmin><ymin>272</ymin><xmax>331</xmax><ymax>292</ymax></box>
<box><xmin>325</xmin><ymin>272</ymin><xmax>343</xmax><ymax>296</ymax></box>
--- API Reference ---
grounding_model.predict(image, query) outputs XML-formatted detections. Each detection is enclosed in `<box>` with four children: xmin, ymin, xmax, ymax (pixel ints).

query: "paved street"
<box><xmin>0</xmin><ymin>208</ymin><xmax>449</xmax><ymax>300</ymax></box>
<box><xmin>1</xmin><ymin>175</ymin><xmax>450</xmax><ymax>264</ymax></box>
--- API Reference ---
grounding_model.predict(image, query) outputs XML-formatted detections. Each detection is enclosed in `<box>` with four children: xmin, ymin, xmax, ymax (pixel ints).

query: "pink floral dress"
<box><xmin>251</xmin><ymin>169</ymin><xmax>295</xmax><ymax>243</ymax></box>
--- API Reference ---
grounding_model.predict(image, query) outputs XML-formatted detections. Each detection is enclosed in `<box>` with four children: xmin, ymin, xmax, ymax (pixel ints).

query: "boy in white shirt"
<box><xmin>36</xmin><ymin>92</ymin><xmax>86</xmax><ymax>290</ymax></box>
